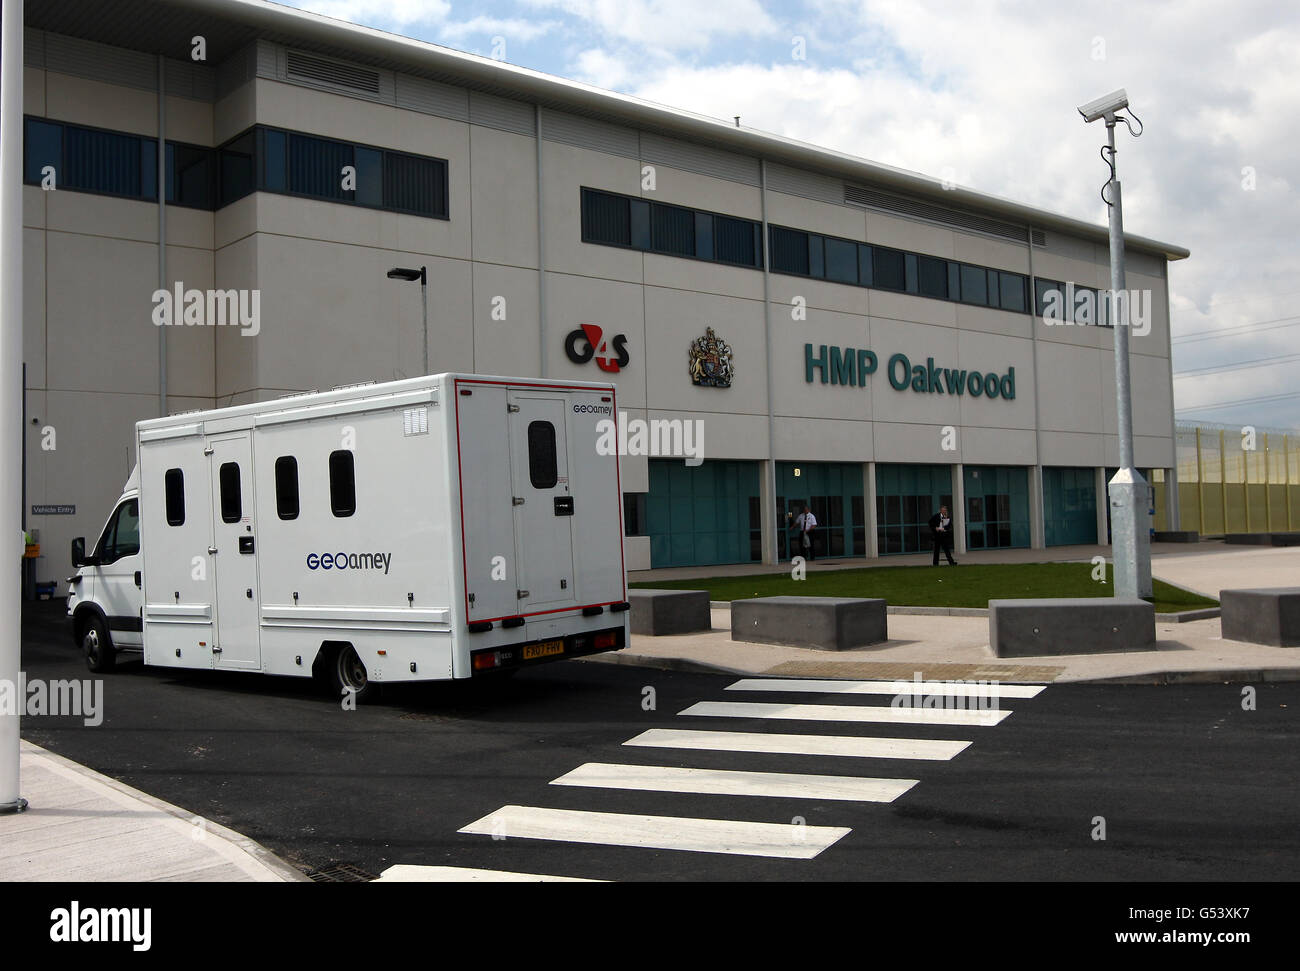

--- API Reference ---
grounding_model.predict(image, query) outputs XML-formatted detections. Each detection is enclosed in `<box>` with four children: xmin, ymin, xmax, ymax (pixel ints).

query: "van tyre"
<box><xmin>83</xmin><ymin>616</ymin><xmax>116</xmax><ymax>673</ymax></box>
<box><xmin>320</xmin><ymin>644</ymin><xmax>376</xmax><ymax>704</ymax></box>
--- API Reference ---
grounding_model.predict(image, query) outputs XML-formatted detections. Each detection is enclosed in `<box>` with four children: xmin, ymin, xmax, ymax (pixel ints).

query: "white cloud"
<box><xmin>289</xmin><ymin>0</ymin><xmax>453</xmax><ymax>28</ymax></box>
<box><xmin>525</xmin><ymin>0</ymin><xmax>777</xmax><ymax>50</ymax></box>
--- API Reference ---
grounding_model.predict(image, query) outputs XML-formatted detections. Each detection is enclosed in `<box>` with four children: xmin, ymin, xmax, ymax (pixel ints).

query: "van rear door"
<box><xmin>507</xmin><ymin>391</ymin><xmax>577</xmax><ymax>614</ymax></box>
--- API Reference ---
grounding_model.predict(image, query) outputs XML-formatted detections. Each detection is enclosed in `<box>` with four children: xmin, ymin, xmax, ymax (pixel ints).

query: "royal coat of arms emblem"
<box><xmin>688</xmin><ymin>327</ymin><xmax>734</xmax><ymax>388</ymax></box>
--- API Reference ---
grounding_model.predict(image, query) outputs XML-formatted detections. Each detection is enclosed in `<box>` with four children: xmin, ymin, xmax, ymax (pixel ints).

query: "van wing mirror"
<box><xmin>70</xmin><ymin>537</ymin><xmax>86</xmax><ymax>567</ymax></box>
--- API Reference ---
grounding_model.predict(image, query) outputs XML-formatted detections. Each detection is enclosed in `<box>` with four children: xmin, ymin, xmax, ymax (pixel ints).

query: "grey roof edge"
<box><xmin>177</xmin><ymin>0</ymin><xmax>1189</xmax><ymax>261</ymax></box>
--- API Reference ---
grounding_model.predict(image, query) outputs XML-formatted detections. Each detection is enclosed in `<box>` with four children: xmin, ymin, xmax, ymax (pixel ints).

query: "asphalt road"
<box><xmin>19</xmin><ymin>601</ymin><xmax>1300</xmax><ymax>882</ymax></box>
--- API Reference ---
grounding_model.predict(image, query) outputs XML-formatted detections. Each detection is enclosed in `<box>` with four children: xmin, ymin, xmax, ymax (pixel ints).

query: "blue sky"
<box><xmin>280</xmin><ymin>0</ymin><xmax>1300</xmax><ymax>431</ymax></box>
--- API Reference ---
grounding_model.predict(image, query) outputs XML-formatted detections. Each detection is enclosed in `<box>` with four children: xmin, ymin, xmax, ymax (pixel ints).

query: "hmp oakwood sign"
<box><xmin>805</xmin><ymin>344</ymin><xmax>1016</xmax><ymax>400</ymax></box>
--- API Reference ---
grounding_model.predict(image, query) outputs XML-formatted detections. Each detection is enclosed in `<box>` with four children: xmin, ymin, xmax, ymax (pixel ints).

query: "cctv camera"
<box><xmin>1077</xmin><ymin>88</ymin><xmax>1129</xmax><ymax>123</ymax></box>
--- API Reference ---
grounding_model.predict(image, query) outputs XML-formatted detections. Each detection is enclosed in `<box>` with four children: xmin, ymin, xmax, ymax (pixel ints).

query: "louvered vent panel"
<box><xmin>285</xmin><ymin>50</ymin><xmax>381</xmax><ymax>95</ymax></box>
<box><xmin>844</xmin><ymin>184</ymin><xmax>1029</xmax><ymax>244</ymax></box>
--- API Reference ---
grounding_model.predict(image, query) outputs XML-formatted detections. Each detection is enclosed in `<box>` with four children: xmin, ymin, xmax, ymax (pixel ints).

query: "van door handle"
<box><xmin>134</xmin><ymin>571</ymin><xmax>141</xmax><ymax>588</ymax></box>
<box><xmin>208</xmin><ymin>546</ymin><xmax>217</xmax><ymax>555</ymax></box>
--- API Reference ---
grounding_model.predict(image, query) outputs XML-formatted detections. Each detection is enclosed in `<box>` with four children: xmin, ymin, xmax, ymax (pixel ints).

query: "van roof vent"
<box><xmin>285</xmin><ymin>50</ymin><xmax>381</xmax><ymax>96</ymax></box>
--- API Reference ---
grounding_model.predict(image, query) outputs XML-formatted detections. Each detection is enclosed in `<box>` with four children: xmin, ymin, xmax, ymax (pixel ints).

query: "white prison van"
<box><xmin>67</xmin><ymin>374</ymin><xmax>630</xmax><ymax>699</ymax></box>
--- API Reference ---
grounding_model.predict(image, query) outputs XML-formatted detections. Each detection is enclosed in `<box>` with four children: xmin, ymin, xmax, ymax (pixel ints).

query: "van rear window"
<box><xmin>165</xmin><ymin>468</ymin><xmax>185</xmax><ymax>526</ymax></box>
<box><xmin>527</xmin><ymin>421</ymin><xmax>558</xmax><ymax>489</ymax></box>
<box><xmin>329</xmin><ymin>450</ymin><xmax>355</xmax><ymax>517</ymax></box>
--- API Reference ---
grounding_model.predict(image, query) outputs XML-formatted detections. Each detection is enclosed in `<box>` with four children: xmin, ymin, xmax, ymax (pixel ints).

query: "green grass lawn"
<box><xmin>632</xmin><ymin>562</ymin><xmax>1218</xmax><ymax>613</ymax></box>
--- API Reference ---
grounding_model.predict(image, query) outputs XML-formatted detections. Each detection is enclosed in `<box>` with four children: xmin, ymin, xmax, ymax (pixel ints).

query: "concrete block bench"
<box><xmin>1220</xmin><ymin>588</ymin><xmax>1300</xmax><ymax>647</ymax></box>
<box><xmin>1223</xmin><ymin>532</ymin><xmax>1300</xmax><ymax>546</ymax></box>
<box><xmin>627</xmin><ymin>589</ymin><xmax>712</xmax><ymax>636</ymax></box>
<box><xmin>989</xmin><ymin>598</ymin><xmax>1155</xmax><ymax>657</ymax></box>
<box><xmin>731</xmin><ymin>597</ymin><xmax>887</xmax><ymax>651</ymax></box>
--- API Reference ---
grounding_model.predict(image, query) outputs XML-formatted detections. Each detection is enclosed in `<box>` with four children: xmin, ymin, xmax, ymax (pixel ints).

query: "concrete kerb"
<box><xmin>17</xmin><ymin>740</ymin><xmax>310</xmax><ymax>883</ymax></box>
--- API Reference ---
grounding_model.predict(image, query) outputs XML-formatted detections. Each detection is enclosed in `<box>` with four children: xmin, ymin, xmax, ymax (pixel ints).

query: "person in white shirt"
<box><xmin>794</xmin><ymin>506</ymin><xmax>818</xmax><ymax>561</ymax></box>
<box><xmin>928</xmin><ymin>505</ymin><xmax>957</xmax><ymax>566</ymax></box>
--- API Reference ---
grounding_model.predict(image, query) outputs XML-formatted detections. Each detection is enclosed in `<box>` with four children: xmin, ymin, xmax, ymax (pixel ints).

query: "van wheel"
<box><xmin>322</xmin><ymin>644</ymin><xmax>375</xmax><ymax>703</ymax></box>
<box><xmin>83</xmin><ymin>617</ymin><xmax>116</xmax><ymax>673</ymax></box>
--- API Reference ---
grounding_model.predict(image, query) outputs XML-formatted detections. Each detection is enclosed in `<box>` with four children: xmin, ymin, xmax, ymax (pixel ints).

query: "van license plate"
<box><xmin>523</xmin><ymin>640</ymin><xmax>564</xmax><ymax>660</ymax></box>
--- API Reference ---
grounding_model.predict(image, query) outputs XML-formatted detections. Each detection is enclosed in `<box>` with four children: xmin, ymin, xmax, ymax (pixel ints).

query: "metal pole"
<box><xmin>158</xmin><ymin>55</ymin><xmax>167</xmax><ymax>416</ymax></box>
<box><xmin>1</xmin><ymin>0</ymin><xmax>28</xmax><ymax>814</ymax></box>
<box><xmin>759</xmin><ymin>159</ymin><xmax>777</xmax><ymax>565</ymax></box>
<box><xmin>1286</xmin><ymin>433</ymin><xmax>1293</xmax><ymax>531</ymax></box>
<box><xmin>1219</xmin><ymin>429</ymin><xmax>1228</xmax><ymax>534</ymax></box>
<box><xmin>1195</xmin><ymin>426</ymin><xmax>1205</xmax><ymax>536</ymax></box>
<box><xmin>1103</xmin><ymin>120</ymin><xmax>1151</xmax><ymax>598</ymax></box>
<box><xmin>420</xmin><ymin>266</ymin><xmax>428</xmax><ymax>375</ymax></box>
<box><xmin>1264</xmin><ymin>432</ymin><xmax>1272</xmax><ymax>530</ymax></box>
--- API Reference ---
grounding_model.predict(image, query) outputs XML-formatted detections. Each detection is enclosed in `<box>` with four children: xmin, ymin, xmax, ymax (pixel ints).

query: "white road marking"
<box><xmin>552</xmin><ymin>762</ymin><xmax>917</xmax><ymax>803</ymax></box>
<box><xmin>679</xmin><ymin>700</ymin><xmax>1011</xmax><ymax>727</ymax></box>
<box><xmin>726</xmin><ymin>678</ymin><xmax>1045</xmax><ymax>699</ymax></box>
<box><xmin>373</xmin><ymin>865</ymin><xmax>601</xmax><ymax>882</ymax></box>
<box><xmin>459</xmin><ymin>805</ymin><xmax>850</xmax><ymax>859</ymax></box>
<box><xmin>624</xmin><ymin>728</ymin><xmax>970</xmax><ymax>761</ymax></box>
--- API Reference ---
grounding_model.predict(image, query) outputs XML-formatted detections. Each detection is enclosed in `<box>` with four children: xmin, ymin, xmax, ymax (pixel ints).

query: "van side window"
<box><xmin>219</xmin><ymin>462</ymin><xmax>242</xmax><ymax>523</ymax></box>
<box><xmin>165</xmin><ymin>468</ymin><xmax>185</xmax><ymax>526</ymax></box>
<box><xmin>329</xmin><ymin>450</ymin><xmax>356</xmax><ymax>517</ymax></box>
<box><xmin>275</xmin><ymin>456</ymin><xmax>299</xmax><ymax>520</ymax></box>
<box><xmin>527</xmin><ymin>421</ymin><xmax>558</xmax><ymax>489</ymax></box>
<box><xmin>98</xmin><ymin>499</ymin><xmax>140</xmax><ymax>564</ymax></box>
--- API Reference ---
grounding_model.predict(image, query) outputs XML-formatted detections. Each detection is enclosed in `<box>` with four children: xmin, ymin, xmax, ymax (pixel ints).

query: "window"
<box><xmin>809</xmin><ymin>234</ymin><xmax>825</xmax><ymax>278</ymax></box>
<box><xmin>651</xmin><ymin>203</ymin><xmax>695</xmax><ymax>256</ymax></box>
<box><xmin>289</xmin><ymin>133</ymin><xmax>352</xmax><ymax>201</ymax></box>
<box><xmin>164</xmin><ymin>469</ymin><xmax>185</xmax><ymax>527</ymax></box>
<box><xmin>354</xmin><ymin>146</ymin><xmax>382</xmax><ymax>208</ymax></box>
<box><xmin>918</xmin><ymin>255</ymin><xmax>949</xmax><ymax>298</ymax></box>
<box><xmin>98</xmin><ymin>499</ymin><xmax>140</xmax><ymax>564</ymax></box>
<box><xmin>167</xmin><ymin>142</ymin><xmax>214</xmax><ymax>210</ymax></box>
<box><xmin>999</xmin><ymin>272</ymin><xmax>1027</xmax><ymax>313</ymax></box>
<box><xmin>219</xmin><ymin>463</ymin><xmax>242</xmax><ymax>524</ymax></box>
<box><xmin>26</xmin><ymin>120</ymin><xmax>158</xmax><ymax>201</ymax></box>
<box><xmin>582</xmin><ymin>188</ymin><xmax>631</xmax><ymax>246</ymax></box>
<box><xmin>874</xmin><ymin>247</ymin><xmax>906</xmax><ymax>291</ymax></box>
<box><xmin>219</xmin><ymin>130</ymin><xmax>255</xmax><ymax>206</ymax></box>
<box><xmin>24</xmin><ymin>118</ymin><xmax>62</xmax><ymax>185</ymax></box>
<box><xmin>714</xmin><ymin>216</ymin><xmax>758</xmax><ymax>267</ymax></box>
<box><xmin>825</xmin><ymin>238</ymin><xmax>858</xmax><ymax>284</ymax></box>
<box><xmin>1035</xmin><ymin>278</ymin><xmax>1062</xmax><ymax>319</ymax></box>
<box><xmin>383</xmin><ymin>150</ymin><xmax>446</xmax><ymax>217</ymax></box>
<box><xmin>770</xmin><ymin>226</ymin><xmax>810</xmax><ymax>275</ymax></box>
<box><xmin>259</xmin><ymin>127</ymin><xmax>287</xmax><ymax>192</ymax></box>
<box><xmin>329</xmin><ymin>450</ymin><xmax>356</xmax><ymax>517</ymax></box>
<box><xmin>624</xmin><ymin>493</ymin><xmax>647</xmax><ymax>536</ymax></box>
<box><xmin>959</xmin><ymin>264</ymin><xmax>988</xmax><ymax>305</ymax></box>
<box><xmin>527</xmin><ymin>421</ymin><xmax>558</xmax><ymax>489</ymax></box>
<box><xmin>694</xmin><ymin>211</ymin><xmax>714</xmax><ymax>260</ymax></box>
<box><xmin>275</xmin><ymin>456</ymin><xmax>300</xmax><ymax>521</ymax></box>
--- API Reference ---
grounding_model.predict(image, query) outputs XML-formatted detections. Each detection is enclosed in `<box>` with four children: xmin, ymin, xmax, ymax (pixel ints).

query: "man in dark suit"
<box><xmin>928</xmin><ymin>505</ymin><xmax>957</xmax><ymax>566</ymax></box>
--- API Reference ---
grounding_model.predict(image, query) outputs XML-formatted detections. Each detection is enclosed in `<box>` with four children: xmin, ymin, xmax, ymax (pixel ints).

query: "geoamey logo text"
<box><xmin>306</xmin><ymin>551</ymin><xmax>393</xmax><ymax>574</ymax></box>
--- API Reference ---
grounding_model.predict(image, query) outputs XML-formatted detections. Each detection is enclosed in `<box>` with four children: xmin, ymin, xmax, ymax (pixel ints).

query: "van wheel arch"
<box><xmin>312</xmin><ymin>641</ymin><xmax>376</xmax><ymax>703</ymax></box>
<box><xmin>76</xmin><ymin>607</ymin><xmax>117</xmax><ymax>673</ymax></box>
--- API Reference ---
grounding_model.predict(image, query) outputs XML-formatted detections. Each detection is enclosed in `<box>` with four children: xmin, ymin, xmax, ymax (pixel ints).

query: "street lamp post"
<box><xmin>387</xmin><ymin>266</ymin><xmax>428</xmax><ymax>376</ymax></box>
<box><xmin>0</xmin><ymin>0</ymin><xmax>26</xmax><ymax>814</ymax></box>
<box><xmin>1078</xmin><ymin>89</ymin><xmax>1152</xmax><ymax>599</ymax></box>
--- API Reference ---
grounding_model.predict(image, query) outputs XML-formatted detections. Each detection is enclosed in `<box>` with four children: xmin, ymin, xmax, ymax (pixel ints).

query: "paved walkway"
<box><xmin>0</xmin><ymin>740</ymin><xmax>307</xmax><ymax>882</ymax></box>
<box><xmin>614</xmin><ymin>541</ymin><xmax>1300</xmax><ymax>684</ymax></box>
